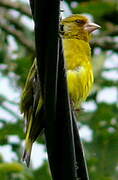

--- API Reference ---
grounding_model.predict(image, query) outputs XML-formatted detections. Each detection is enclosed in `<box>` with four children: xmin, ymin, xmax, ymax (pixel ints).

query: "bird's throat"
<box><xmin>63</xmin><ymin>39</ymin><xmax>91</xmax><ymax>70</ymax></box>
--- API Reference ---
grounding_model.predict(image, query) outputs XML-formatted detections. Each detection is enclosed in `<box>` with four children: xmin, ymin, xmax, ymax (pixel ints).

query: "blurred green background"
<box><xmin>0</xmin><ymin>0</ymin><xmax>118</xmax><ymax>179</ymax></box>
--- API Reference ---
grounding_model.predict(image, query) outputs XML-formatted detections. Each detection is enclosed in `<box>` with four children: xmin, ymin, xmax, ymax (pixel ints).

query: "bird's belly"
<box><xmin>67</xmin><ymin>65</ymin><xmax>93</xmax><ymax>108</ymax></box>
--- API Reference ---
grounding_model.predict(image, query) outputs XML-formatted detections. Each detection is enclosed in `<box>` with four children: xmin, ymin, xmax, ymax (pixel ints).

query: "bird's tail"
<box><xmin>22</xmin><ymin>98</ymin><xmax>44</xmax><ymax>167</ymax></box>
<box><xmin>22</xmin><ymin>138</ymin><xmax>33</xmax><ymax>167</ymax></box>
<box><xmin>22</xmin><ymin>116</ymin><xmax>33</xmax><ymax>167</ymax></box>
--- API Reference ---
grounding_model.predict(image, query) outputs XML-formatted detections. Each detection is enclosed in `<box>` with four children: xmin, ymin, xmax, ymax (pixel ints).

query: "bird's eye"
<box><xmin>76</xmin><ymin>20</ymin><xmax>84</xmax><ymax>24</ymax></box>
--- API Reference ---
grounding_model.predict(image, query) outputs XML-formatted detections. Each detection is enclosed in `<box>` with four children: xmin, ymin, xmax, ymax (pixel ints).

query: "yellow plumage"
<box><xmin>60</xmin><ymin>14</ymin><xmax>100</xmax><ymax>107</ymax></box>
<box><xmin>20</xmin><ymin>14</ymin><xmax>100</xmax><ymax>166</ymax></box>
<box><xmin>64</xmin><ymin>39</ymin><xmax>93</xmax><ymax>107</ymax></box>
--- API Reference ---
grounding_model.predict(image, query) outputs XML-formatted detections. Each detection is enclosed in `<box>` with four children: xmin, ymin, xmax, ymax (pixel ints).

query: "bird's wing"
<box><xmin>21</xmin><ymin>59</ymin><xmax>45</xmax><ymax>166</ymax></box>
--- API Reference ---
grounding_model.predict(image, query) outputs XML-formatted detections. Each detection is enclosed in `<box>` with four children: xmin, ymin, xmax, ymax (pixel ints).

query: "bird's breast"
<box><xmin>67</xmin><ymin>64</ymin><xmax>94</xmax><ymax>107</ymax></box>
<box><xmin>62</xmin><ymin>39</ymin><xmax>93</xmax><ymax>107</ymax></box>
<box><xmin>63</xmin><ymin>39</ymin><xmax>91</xmax><ymax>70</ymax></box>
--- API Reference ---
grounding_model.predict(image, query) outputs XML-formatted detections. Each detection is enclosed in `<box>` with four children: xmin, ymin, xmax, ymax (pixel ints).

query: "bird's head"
<box><xmin>60</xmin><ymin>14</ymin><xmax>100</xmax><ymax>41</ymax></box>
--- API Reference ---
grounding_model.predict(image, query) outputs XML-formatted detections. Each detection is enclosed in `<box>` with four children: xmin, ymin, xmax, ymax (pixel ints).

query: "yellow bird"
<box><xmin>20</xmin><ymin>14</ymin><xmax>100</xmax><ymax>166</ymax></box>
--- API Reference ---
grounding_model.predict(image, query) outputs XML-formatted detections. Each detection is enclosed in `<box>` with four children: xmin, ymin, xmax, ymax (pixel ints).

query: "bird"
<box><xmin>20</xmin><ymin>14</ymin><xmax>100</xmax><ymax>166</ymax></box>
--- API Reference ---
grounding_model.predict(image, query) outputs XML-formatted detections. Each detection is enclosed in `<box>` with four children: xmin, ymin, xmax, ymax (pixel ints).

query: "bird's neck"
<box><xmin>63</xmin><ymin>39</ymin><xmax>91</xmax><ymax>70</ymax></box>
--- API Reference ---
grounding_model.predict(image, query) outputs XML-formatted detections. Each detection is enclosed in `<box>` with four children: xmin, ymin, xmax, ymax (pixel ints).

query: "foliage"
<box><xmin>0</xmin><ymin>0</ymin><xmax>118</xmax><ymax>179</ymax></box>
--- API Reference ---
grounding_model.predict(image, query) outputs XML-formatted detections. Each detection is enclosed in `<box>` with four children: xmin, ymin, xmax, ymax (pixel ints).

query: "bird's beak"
<box><xmin>84</xmin><ymin>22</ymin><xmax>101</xmax><ymax>33</ymax></box>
